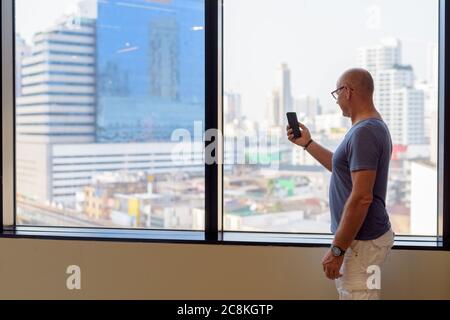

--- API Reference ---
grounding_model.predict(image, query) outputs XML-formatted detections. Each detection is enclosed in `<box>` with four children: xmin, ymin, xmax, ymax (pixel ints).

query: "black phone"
<box><xmin>286</xmin><ymin>112</ymin><xmax>302</xmax><ymax>139</ymax></box>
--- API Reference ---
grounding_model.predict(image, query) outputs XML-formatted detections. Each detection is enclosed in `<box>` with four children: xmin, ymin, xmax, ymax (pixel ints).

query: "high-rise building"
<box><xmin>357</xmin><ymin>38</ymin><xmax>402</xmax><ymax>77</ymax></box>
<box><xmin>224</xmin><ymin>91</ymin><xmax>242</xmax><ymax>124</ymax></box>
<box><xmin>16</xmin><ymin>12</ymin><xmax>97</xmax><ymax>206</ymax></box>
<box><xmin>267</xmin><ymin>90</ymin><xmax>281</xmax><ymax>127</ymax></box>
<box><xmin>416</xmin><ymin>43</ymin><xmax>439</xmax><ymax>144</ymax></box>
<box><xmin>96</xmin><ymin>0</ymin><xmax>204</xmax><ymax>142</ymax></box>
<box><xmin>16</xmin><ymin>1</ymin><xmax>206</xmax><ymax>209</ymax></box>
<box><xmin>415</xmin><ymin>79</ymin><xmax>437</xmax><ymax>143</ymax></box>
<box><xmin>294</xmin><ymin>95</ymin><xmax>321</xmax><ymax>132</ymax></box>
<box><xmin>16</xmin><ymin>16</ymin><xmax>96</xmax><ymax>144</ymax></box>
<box><xmin>267</xmin><ymin>63</ymin><xmax>293</xmax><ymax>127</ymax></box>
<box><xmin>278</xmin><ymin>63</ymin><xmax>293</xmax><ymax>115</ymax></box>
<box><xmin>393</xmin><ymin>86</ymin><xmax>425</xmax><ymax>145</ymax></box>
<box><xmin>15</xmin><ymin>34</ymin><xmax>31</xmax><ymax>98</ymax></box>
<box><xmin>357</xmin><ymin>39</ymin><xmax>425</xmax><ymax>146</ymax></box>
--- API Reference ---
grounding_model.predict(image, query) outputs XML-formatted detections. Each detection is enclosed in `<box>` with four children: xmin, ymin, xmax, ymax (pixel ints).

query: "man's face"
<box><xmin>335</xmin><ymin>81</ymin><xmax>350</xmax><ymax>118</ymax></box>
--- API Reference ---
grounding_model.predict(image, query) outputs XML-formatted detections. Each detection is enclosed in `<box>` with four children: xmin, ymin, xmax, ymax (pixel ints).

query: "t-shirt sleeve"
<box><xmin>347</xmin><ymin>126</ymin><xmax>380</xmax><ymax>172</ymax></box>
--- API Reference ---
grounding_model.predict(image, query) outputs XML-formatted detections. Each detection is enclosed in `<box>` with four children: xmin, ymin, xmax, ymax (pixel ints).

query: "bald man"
<box><xmin>287</xmin><ymin>68</ymin><xmax>395</xmax><ymax>300</ymax></box>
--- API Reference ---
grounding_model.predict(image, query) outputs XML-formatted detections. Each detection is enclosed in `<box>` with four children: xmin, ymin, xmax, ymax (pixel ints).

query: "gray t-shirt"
<box><xmin>329</xmin><ymin>118</ymin><xmax>392</xmax><ymax>240</ymax></box>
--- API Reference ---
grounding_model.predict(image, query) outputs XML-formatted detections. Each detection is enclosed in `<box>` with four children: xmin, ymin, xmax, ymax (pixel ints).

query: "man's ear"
<box><xmin>345</xmin><ymin>86</ymin><xmax>352</xmax><ymax>100</ymax></box>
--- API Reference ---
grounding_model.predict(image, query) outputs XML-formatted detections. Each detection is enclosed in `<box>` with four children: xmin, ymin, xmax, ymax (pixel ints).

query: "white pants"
<box><xmin>335</xmin><ymin>229</ymin><xmax>395</xmax><ymax>300</ymax></box>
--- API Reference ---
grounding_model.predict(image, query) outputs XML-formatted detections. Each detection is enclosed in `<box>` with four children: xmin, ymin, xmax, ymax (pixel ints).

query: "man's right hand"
<box><xmin>286</xmin><ymin>122</ymin><xmax>312</xmax><ymax>148</ymax></box>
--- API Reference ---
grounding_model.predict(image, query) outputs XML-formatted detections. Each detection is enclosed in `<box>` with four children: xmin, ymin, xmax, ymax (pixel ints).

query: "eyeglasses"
<box><xmin>331</xmin><ymin>86</ymin><xmax>354</xmax><ymax>100</ymax></box>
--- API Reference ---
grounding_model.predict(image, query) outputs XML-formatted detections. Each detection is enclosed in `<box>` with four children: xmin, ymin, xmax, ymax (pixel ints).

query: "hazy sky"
<box><xmin>15</xmin><ymin>0</ymin><xmax>439</xmax><ymax>121</ymax></box>
<box><xmin>16</xmin><ymin>0</ymin><xmax>88</xmax><ymax>42</ymax></box>
<box><xmin>224</xmin><ymin>0</ymin><xmax>439</xmax><ymax>120</ymax></box>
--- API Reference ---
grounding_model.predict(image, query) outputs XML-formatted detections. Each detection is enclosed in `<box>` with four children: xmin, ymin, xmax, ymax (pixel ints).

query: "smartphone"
<box><xmin>286</xmin><ymin>112</ymin><xmax>302</xmax><ymax>139</ymax></box>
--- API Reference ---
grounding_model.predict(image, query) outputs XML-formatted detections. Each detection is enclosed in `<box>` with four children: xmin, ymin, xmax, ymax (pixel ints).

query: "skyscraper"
<box><xmin>417</xmin><ymin>43</ymin><xmax>439</xmax><ymax>143</ymax></box>
<box><xmin>15</xmin><ymin>34</ymin><xmax>31</xmax><ymax>98</ymax></box>
<box><xmin>267</xmin><ymin>63</ymin><xmax>293</xmax><ymax>127</ymax></box>
<box><xmin>278</xmin><ymin>63</ymin><xmax>293</xmax><ymax>115</ymax></box>
<box><xmin>357</xmin><ymin>38</ymin><xmax>402</xmax><ymax>77</ymax></box>
<box><xmin>224</xmin><ymin>91</ymin><xmax>242</xmax><ymax>124</ymax></box>
<box><xmin>267</xmin><ymin>90</ymin><xmax>281</xmax><ymax>127</ymax></box>
<box><xmin>16</xmin><ymin>12</ymin><xmax>97</xmax><ymax>206</ymax></box>
<box><xmin>392</xmin><ymin>85</ymin><xmax>425</xmax><ymax>145</ymax></box>
<box><xmin>357</xmin><ymin>38</ymin><xmax>425</xmax><ymax>146</ymax></box>
<box><xmin>16</xmin><ymin>15</ymin><xmax>96</xmax><ymax>144</ymax></box>
<box><xmin>96</xmin><ymin>0</ymin><xmax>204</xmax><ymax>142</ymax></box>
<box><xmin>15</xmin><ymin>1</ymin><xmax>206</xmax><ymax>208</ymax></box>
<box><xmin>294</xmin><ymin>95</ymin><xmax>321</xmax><ymax>132</ymax></box>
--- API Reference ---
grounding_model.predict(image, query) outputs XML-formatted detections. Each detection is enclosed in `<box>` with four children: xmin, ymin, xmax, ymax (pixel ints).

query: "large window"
<box><xmin>223</xmin><ymin>0</ymin><xmax>439</xmax><ymax>236</ymax></box>
<box><xmin>14</xmin><ymin>0</ymin><xmax>205</xmax><ymax>230</ymax></box>
<box><xmin>3</xmin><ymin>0</ymin><xmax>448</xmax><ymax>246</ymax></box>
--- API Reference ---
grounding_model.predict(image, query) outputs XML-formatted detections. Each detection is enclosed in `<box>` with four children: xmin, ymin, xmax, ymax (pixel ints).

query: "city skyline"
<box><xmin>16</xmin><ymin>0</ymin><xmax>439</xmax><ymax>124</ymax></box>
<box><xmin>224</xmin><ymin>0</ymin><xmax>438</xmax><ymax>122</ymax></box>
<box><xmin>14</xmin><ymin>0</ymin><xmax>207</xmax><ymax>215</ymax></box>
<box><xmin>13</xmin><ymin>0</ymin><xmax>440</xmax><ymax>235</ymax></box>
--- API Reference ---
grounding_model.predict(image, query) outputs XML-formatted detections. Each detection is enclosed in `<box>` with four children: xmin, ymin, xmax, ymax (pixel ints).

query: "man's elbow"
<box><xmin>352</xmin><ymin>193</ymin><xmax>373</xmax><ymax>207</ymax></box>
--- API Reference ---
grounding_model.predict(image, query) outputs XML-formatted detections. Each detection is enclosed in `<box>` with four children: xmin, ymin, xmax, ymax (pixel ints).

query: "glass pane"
<box><xmin>223</xmin><ymin>0</ymin><xmax>439</xmax><ymax>235</ymax></box>
<box><xmin>15</xmin><ymin>0</ymin><xmax>205</xmax><ymax>230</ymax></box>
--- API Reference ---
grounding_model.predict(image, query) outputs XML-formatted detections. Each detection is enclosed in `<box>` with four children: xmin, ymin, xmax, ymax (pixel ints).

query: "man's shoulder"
<box><xmin>348</xmin><ymin>123</ymin><xmax>378</xmax><ymax>140</ymax></box>
<box><xmin>350</xmin><ymin>119</ymin><xmax>389</xmax><ymax>139</ymax></box>
<box><xmin>346</xmin><ymin>120</ymin><xmax>391</xmax><ymax>157</ymax></box>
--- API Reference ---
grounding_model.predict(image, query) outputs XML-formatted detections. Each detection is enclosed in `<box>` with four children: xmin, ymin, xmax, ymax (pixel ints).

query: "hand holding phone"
<box><xmin>286</xmin><ymin>113</ymin><xmax>313</xmax><ymax>148</ymax></box>
<box><xmin>286</xmin><ymin>112</ymin><xmax>302</xmax><ymax>139</ymax></box>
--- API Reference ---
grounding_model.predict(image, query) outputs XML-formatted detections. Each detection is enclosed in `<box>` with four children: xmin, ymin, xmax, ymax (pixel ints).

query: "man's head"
<box><xmin>332</xmin><ymin>68</ymin><xmax>375</xmax><ymax>118</ymax></box>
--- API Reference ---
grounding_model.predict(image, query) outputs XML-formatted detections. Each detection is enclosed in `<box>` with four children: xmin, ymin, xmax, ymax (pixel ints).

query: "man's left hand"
<box><xmin>322</xmin><ymin>249</ymin><xmax>344</xmax><ymax>280</ymax></box>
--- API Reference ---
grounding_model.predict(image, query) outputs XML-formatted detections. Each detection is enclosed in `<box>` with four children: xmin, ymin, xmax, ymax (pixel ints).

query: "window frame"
<box><xmin>1</xmin><ymin>0</ymin><xmax>449</xmax><ymax>250</ymax></box>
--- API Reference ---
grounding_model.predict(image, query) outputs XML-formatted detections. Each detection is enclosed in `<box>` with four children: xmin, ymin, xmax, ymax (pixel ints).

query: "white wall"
<box><xmin>0</xmin><ymin>238</ymin><xmax>449</xmax><ymax>300</ymax></box>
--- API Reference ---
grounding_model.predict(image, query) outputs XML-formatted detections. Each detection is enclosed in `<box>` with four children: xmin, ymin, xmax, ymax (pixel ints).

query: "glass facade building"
<box><xmin>96</xmin><ymin>0</ymin><xmax>205</xmax><ymax>142</ymax></box>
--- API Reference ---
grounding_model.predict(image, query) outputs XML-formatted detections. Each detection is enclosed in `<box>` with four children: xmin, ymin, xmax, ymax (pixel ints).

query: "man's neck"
<box><xmin>351</xmin><ymin>107</ymin><xmax>381</xmax><ymax>126</ymax></box>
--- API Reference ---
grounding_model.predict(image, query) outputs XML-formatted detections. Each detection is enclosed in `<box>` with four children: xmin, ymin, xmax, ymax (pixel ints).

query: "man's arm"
<box><xmin>332</xmin><ymin>169</ymin><xmax>377</xmax><ymax>250</ymax></box>
<box><xmin>322</xmin><ymin>169</ymin><xmax>376</xmax><ymax>280</ymax></box>
<box><xmin>304</xmin><ymin>140</ymin><xmax>333</xmax><ymax>173</ymax></box>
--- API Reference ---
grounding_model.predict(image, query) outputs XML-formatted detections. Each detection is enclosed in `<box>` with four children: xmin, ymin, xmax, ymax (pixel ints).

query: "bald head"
<box><xmin>338</xmin><ymin>68</ymin><xmax>374</xmax><ymax>98</ymax></box>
